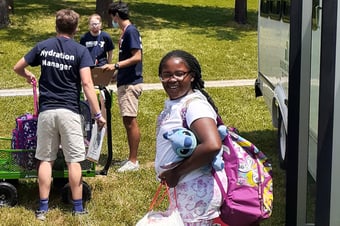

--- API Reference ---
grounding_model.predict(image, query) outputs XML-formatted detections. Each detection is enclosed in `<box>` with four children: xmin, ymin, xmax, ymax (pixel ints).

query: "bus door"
<box><xmin>305</xmin><ymin>0</ymin><xmax>322</xmax><ymax>223</ymax></box>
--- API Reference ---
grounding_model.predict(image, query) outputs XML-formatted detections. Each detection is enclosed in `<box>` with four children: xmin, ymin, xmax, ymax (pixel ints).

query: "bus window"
<box><xmin>269</xmin><ymin>0</ymin><xmax>281</xmax><ymax>21</ymax></box>
<box><xmin>260</xmin><ymin>0</ymin><xmax>270</xmax><ymax>17</ymax></box>
<box><xmin>312</xmin><ymin>0</ymin><xmax>321</xmax><ymax>30</ymax></box>
<box><xmin>282</xmin><ymin>0</ymin><xmax>290</xmax><ymax>23</ymax></box>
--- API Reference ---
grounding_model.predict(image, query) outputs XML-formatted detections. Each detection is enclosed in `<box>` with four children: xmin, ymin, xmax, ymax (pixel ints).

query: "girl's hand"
<box><xmin>159</xmin><ymin>168</ymin><xmax>180</xmax><ymax>188</ymax></box>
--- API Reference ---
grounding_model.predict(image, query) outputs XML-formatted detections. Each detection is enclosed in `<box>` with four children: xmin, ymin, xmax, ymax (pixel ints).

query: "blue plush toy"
<box><xmin>218</xmin><ymin>124</ymin><xmax>228</xmax><ymax>140</ymax></box>
<box><xmin>163</xmin><ymin>127</ymin><xmax>225</xmax><ymax>171</ymax></box>
<box><xmin>163</xmin><ymin>128</ymin><xmax>197</xmax><ymax>158</ymax></box>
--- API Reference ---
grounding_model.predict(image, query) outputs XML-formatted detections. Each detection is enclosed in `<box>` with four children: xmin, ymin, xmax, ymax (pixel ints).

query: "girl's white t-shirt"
<box><xmin>155</xmin><ymin>90</ymin><xmax>217</xmax><ymax>183</ymax></box>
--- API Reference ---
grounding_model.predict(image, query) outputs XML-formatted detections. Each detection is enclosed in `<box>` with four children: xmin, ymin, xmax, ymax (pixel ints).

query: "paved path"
<box><xmin>0</xmin><ymin>79</ymin><xmax>254</xmax><ymax>97</ymax></box>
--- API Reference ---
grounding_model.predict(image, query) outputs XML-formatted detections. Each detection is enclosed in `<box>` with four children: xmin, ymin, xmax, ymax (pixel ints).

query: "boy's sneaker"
<box><xmin>117</xmin><ymin>160</ymin><xmax>139</xmax><ymax>172</ymax></box>
<box><xmin>35</xmin><ymin>210</ymin><xmax>47</xmax><ymax>221</ymax></box>
<box><xmin>72</xmin><ymin>210</ymin><xmax>88</xmax><ymax>216</ymax></box>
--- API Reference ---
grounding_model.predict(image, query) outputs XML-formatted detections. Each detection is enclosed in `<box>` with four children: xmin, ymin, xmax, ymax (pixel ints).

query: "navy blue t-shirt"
<box><xmin>117</xmin><ymin>24</ymin><xmax>143</xmax><ymax>87</ymax></box>
<box><xmin>80</xmin><ymin>31</ymin><xmax>115</xmax><ymax>66</ymax></box>
<box><xmin>24</xmin><ymin>36</ymin><xmax>94</xmax><ymax>113</ymax></box>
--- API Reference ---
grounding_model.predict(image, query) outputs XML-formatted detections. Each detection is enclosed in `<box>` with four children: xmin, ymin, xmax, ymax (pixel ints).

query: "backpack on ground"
<box><xmin>181</xmin><ymin>101</ymin><xmax>273</xmax><ymax>226</ymax></box>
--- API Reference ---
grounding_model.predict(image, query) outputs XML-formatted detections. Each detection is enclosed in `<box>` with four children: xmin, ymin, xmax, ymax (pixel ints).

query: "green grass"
<box><xmin>0</xmin><ymin>87</ymin><xmax>285</xmax><ymax>226</ymax></box>
<box><xmin>0</xmin><ymin>0</ymin><xmax>287</xmax><ymax>225</ymax></box>
<box><xmin>0</xmin><ymin>0</ymin><xmax>258</xmax><ymax>88</ymax></box>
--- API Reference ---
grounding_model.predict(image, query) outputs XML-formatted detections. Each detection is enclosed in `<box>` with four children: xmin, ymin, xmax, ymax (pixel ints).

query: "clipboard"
<box><xmin>91</xmin><ymin>67</ymin><xmax>114</xmax><ymax>86</ymax></box>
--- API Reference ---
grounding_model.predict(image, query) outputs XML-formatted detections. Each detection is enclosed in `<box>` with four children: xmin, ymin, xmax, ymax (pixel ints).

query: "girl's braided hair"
<box><xmin>158</xmin><ymin>50</ymin><xmax>219</xmax><ymax>113</ymax></box>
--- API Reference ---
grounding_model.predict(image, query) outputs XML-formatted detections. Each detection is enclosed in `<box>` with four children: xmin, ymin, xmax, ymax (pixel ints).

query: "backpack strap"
<box><xmin>180</xmin><ymin>97</ymin><xmax>202</xmax><ymax>129</ymax></box>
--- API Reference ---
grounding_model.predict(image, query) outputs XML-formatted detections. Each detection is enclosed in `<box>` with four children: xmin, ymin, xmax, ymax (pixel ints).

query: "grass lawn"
<box><xmin>0</xmin><ymin>0</ymin><xmax>258</xmax><ymax>88</ymax></box>
<box><xmin>0</xmin><ymin>0</ymin><xmax>287</xmax><ymax>225</ymax></box>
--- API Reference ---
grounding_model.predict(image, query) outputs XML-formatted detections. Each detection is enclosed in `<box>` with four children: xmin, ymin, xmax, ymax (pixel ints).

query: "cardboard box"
<box><xmin>91</xmin><ymin>67</ymin><xmax>115</xmax><ymax>86</ymax></box>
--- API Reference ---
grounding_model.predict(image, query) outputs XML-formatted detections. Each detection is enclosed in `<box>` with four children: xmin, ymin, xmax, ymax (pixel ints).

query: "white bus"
<box><xmin>256</xmin><ymin>0</ymin><xmax>340</xmax><ymax>224</ymax></box>
<box><xmin>255</xmin><ymin>0</ymin><xmax>321</xmax><ymax>179</ymax></box>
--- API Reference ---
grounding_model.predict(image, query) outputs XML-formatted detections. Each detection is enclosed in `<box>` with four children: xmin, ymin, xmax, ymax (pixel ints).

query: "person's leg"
<box><xmin>36</xmin><ymin>161</ymin><xmax>53</xmax><ymax>221</ymax></box>
<box><xmin>58</xmin><ymin>109</ymin><xmax>86</xmax><ymax>213</ymax></box>
<box><xmin>67</xmin><ymin>162</ymin><xmax>83</xmax><ymax>200</ymax></box>
<box><xmin>122</xmin><ymin>116</ymin><xmax>140</xmax><ymax>163</ymax></box>
<box><xmin>37</xmin><ymin>161</ymin><xmax>53</xmax><ymax>206</ymax></box>
<box><xmin>67</xmin><ymin>162</ymin><xmax>84</xmax><ymax>213</ymax></box>
<box><xmin>117</xmin><ymin>84</ymin><xmax>142</xmax><ymax>172</ymax></box>
<box><xmin>35</xmin><ymin>110</ymin><xmax>60</xmax><ymax>220</ymax></box>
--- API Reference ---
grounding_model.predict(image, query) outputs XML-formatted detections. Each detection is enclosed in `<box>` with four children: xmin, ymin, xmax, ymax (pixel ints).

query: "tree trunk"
<box><xmin>234</xmin><ymin>0</ymin><xmax>247</xmax><ymax>24</ymax></box>
<box><xmin>0</xmin><ymin>0</ymin><xmax>10</xmax><ymax>29</ymax></box>
<box><xmin>96</xmin><ymin>0</ymin><xmax>113</xmax><ymax>28</ymax></box>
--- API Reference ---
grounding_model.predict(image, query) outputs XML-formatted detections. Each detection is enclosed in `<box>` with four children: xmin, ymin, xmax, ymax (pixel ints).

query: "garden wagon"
<box><xmin>0</xmin><ymin>86</ymin><xmax>114</xmax><ymax>207</ymax></box>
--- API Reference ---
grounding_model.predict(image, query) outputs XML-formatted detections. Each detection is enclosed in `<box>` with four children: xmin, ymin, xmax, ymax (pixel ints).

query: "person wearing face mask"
<box><xmin>80</xmin><ymin>14</ymin><xmax>114</xmax><ymax>67</ymax></box>
<box><xmin>80</xmin><ymin>14</ymin><xmax>115</xmax><ymax>124</ymax></box>
<box><xmin>102</xmin><ymin>1</ymin><xmax>143</xmax><ymax>173</ymax></box>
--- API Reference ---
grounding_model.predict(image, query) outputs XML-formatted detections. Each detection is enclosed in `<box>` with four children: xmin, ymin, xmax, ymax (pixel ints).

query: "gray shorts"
<box><xmin>117</xmin><ymin>84</ymin><xmax>143</xmax><ymax>117</ymax></box>
<box><xmin>35</xmin><ymin>109</ymin><xmax>85</xmax><ymax>163</ymax></box>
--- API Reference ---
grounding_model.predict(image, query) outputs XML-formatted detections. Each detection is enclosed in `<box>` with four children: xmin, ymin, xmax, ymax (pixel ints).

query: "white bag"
<box><xmin>135</xmin><ymin>182</ymin><xmax>184</xmax><ymax>226</ymax></box>
<box><xmin>136</xmin><ymin>208</ymin><xmax>184</xmax><ymax>226</ymax></box>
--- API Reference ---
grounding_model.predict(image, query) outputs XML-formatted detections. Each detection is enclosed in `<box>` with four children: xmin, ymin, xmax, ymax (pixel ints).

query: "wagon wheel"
<box><xmin>0</xmin><ymin>182</ymin><xmax>18</xmax><ymax>207</ymax></box>
<box><xmin>4</xmin><ymin>179</ymin><xmax>19</xmax><ymax>186</ymax></box>
<box><xmin>52</xmin><ymin>178</ymin><xmax>68</xmax><ymax>190</ymax></box>
<box><xmin>61</xmin><ymin>181</ymin><xmax>92</xmax><ymax>204</ymax></box>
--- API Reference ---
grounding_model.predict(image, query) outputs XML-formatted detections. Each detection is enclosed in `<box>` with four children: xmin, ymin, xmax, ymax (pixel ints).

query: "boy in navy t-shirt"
<box><xmin>102</xmin><ymin>1</ymin><xmax>143</xmax><ymax>172</ymax></box>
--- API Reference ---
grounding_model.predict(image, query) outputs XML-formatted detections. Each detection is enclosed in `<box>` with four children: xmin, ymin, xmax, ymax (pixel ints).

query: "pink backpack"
<box><xmin>213</xmin><ymin>116</ymin><xmax>273</xmax><ymax>226</ymax></box>
<box><xmin>181</xmin><ymin>103</ymin><xmax>273</xmax><ymax>226</ymax></box>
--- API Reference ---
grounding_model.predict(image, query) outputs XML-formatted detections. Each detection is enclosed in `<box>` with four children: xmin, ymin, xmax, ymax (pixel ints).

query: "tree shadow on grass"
<box><xmin>131</xmin><ymin>2</ymin><xmax>257</xmax><ymax>31</ymax></box>
<box><xmin>5</xmin><ymin>0</ymin><xmax>257</xmax><ymax>48</ymax></box>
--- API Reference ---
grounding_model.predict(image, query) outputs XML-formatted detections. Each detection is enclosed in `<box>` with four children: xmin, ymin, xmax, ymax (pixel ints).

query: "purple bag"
<box><xmin>11</xmin><ymin>113</ymin><xmax>38</xmax><ymax>150</ymax></box>
<box><xmin>11</xmin><ymin>80</ymin><xmax>38</xmax><ymax>150</ymax></box>
<box><xmin>213</xmin><ymin>116</ymin><xmax>273</xmax><ymax>226</ymax></box>
<box><xmin>181</xmin><ymin>101</ymin><xmax>273</xmax><ymax>226</ymax></box>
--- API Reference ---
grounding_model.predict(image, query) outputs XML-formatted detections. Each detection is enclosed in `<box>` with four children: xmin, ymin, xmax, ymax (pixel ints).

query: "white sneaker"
<box><xmin>117</xmin><ymin>160</ymin><xmax>139</xmax><ymax>172</ymax></box>
<box><xmin>120</xmin><ymin>159</ymin><xmax>128</xmax><ymax>166</ymax></box>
